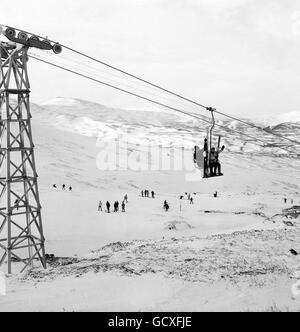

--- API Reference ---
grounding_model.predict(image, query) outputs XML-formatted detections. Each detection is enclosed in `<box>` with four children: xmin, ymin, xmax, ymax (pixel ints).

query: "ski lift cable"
<box><xmin>29</xmin><ymin>53</ymin><xmax>300</xmax><ymax>153</ymax></box>
<box><xmin>1</xmin><ymin>23</ymin><xmax>298</xmax><ymax>146</ymax></box>
<box><xmin>4</xmin><ymin>45</ymin><xmax>295</xmax><ymax>156</ymax></box>
<box><xmin>30</xmin><ymin>52</ymin><xmax>208</xmax><ymax>112</ymax></box>
<box><xmin>37</xmin><ymin>53</ymin><xmax>300</xmax><ymax>150</ymax></box>
<box><xmin>62</xmin><ymin>45</ymin><xmax>300</xmax><ymax>145</ymax></box>
<box><xmin>43</xmin><ymin>49</ymin><xmax>300</xmax><ymax>147</ymax></box>
<box><xmin>62</xmin><ymin>48</ymin><xmax>300</xmax><ymax>146</ymax></box>
<box><xmin>46</xmin><ymin>51</ymin><xmax>157</xmax><ymax>89</ymax></box>
<box><xmin>39</xmin><ymin>53</ymin><xmax>300</xmax><ymax>149</ymax></box>
<box><xmin>28</xmin><ymin>55</ymin><xmax>298</xmax><ymax>156</ymax></box>
<box><xmin>54</xmin><ymin>45</ymin><xmax>300</xmax><ymax>146</ymax></box>
<box><xmin>28</xmin><ymin>55</ymin><xmax>216</xmax><ymax>130</ymax></box>
<box><xmin>34</xmin><ymin>51</ymin><xmax>209</xmax><ymax>114</ymax></box>
<box><xmin>29</xmin><ymin>54</ymin><xmax>297</xmax><ymax>155</ymax></box>
<box><xmin>29</xmin><ymin>52</ymin><xmax>168</xmax><ymax>99</ymax></box>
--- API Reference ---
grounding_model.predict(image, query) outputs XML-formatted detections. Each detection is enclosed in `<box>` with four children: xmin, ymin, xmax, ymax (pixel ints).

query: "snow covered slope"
<box><xmin>25</xmin><ymin>97</ymin><xmax>300</xmax><ymax>254</ymax></box>
<box><xmin>0</xmin><ymin>97</ymin><xmax>299</xmax><ymax>312</ymax></box>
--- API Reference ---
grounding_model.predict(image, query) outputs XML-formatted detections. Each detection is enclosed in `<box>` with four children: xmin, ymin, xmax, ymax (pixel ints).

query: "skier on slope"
<box><xmin>163</xmin><ymin>200</ymin><xmax>170</xmax><ymax>212</ymax></box>
<box><xmin>114</xmin><ymin>201</ymin><xmax>119</xmax><ymax>213</ymax></box>
<box><xmin>165</xmin><ymin>202</ymin><xmax>170</xmax><ymax>212</ymax></box>
<box><xmin>106</xmin><ymin>201</ymin><xmax>111</xmax><ymax>213</ymax></box>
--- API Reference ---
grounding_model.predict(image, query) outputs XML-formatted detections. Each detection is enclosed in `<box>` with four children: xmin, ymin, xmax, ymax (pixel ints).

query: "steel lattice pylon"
<box><xmin>0</xmin><ymin>42</ymin><xmax>46</xmax><ymax>274</ymax></box>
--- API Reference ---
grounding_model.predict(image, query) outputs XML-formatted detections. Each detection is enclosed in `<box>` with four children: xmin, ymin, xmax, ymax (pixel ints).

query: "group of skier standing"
<box><xmin>98</xmin><ymin>195</ymin><xmax>128</xmax><ymax>213</ymax></box>
<box><xmin>141</xmin><ymin>190</ymin><xmax>155</xmax><ymax>199</ymax></box>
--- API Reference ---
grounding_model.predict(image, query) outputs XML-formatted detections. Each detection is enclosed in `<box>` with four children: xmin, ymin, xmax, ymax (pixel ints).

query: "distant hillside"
<box><xmin>27</xmin><ymin>97</ymin><xmax>300</xmax><ymax>156</ymax></box>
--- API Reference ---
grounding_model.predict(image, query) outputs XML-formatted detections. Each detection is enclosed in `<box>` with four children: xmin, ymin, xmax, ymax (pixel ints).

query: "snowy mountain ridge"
<box><xmin>251</xmin><ymin>112</ymin><xmax>300</xmax><ymax>127</ymax></box>
<box><xmin>30</xmin><ymin>97</ymin><xmax>300</xmax><ymax>155</ymax></box>
<box><xmin>38</xmin><ymin>97</ymin><xmax>300</xmax><ymax>127</ymax></box>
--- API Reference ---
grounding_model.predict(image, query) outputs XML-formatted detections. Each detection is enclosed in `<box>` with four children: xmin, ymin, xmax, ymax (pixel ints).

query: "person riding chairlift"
<box><xmin>209</xmin><ymin>145</ymin><xmax>225</xmax><ymax>176</ymax></box>
<box><xmin>195</xmin><ymin>138</ymin><xmax>209</xmax><ymax>177</ymax></box>
<box><xmin>204</xmin><ymin>138</ymin><xmax>209</xmax><ymax>177</ymax></box>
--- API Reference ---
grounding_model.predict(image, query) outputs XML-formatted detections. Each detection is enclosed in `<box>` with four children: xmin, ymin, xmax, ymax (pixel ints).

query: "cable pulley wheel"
<box><xmin>18</xmin><ymin>31</ymin><xmax>28</xmax><ymax>42</ymax></box>
<box><xmin>52</xmin><ymin>43</ymin><xmax>62</xmax><ymax>54</ymax></box>
<box><xmin>5</xmin><ymin>27</ymin><xmax>16</xmax><ymax>39</ymax></box>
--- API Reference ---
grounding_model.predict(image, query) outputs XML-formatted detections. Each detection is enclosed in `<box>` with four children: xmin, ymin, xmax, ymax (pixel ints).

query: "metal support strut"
<box><xmin>206</xmin><ymin>107</ymin><xmax>216</xmax><ymax>170</ymax></box>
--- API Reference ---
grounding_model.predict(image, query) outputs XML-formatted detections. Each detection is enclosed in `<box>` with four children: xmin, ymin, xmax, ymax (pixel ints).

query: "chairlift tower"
<box><xmin>0</xmin><ymin>26</ymin><xmax>62</xmax><ymax>274</ymax></box>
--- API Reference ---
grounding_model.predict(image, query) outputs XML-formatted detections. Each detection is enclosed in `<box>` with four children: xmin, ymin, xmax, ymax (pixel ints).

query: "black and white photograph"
<box><xmin>0</xmin><ymin>0</ymin><xmax>300</xmax><ymax>314</ymax></box>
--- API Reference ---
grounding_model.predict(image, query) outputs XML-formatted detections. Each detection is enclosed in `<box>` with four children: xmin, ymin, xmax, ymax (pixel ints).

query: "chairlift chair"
<box><xmin>194</xmin><ymin>107</ymin><xmax>225</xmax><ymax>179</ymax></box>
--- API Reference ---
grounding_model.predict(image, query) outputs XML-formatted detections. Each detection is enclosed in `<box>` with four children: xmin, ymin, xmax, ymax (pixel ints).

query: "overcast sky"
<box><xmin>1</xmin><ymin>0</ymin><xmax>300</xmax><ymax>117</ymax></box>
